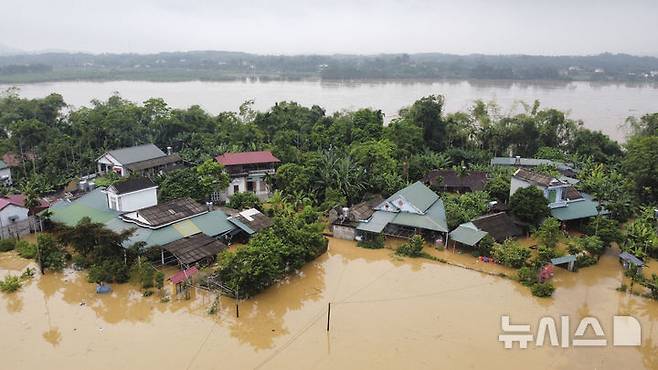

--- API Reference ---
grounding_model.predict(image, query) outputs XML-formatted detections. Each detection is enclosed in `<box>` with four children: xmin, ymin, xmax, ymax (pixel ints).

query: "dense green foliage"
<box><xmin>227</xmin><ymin>191</ymin><xmax>262</xmax><ymax>210</ymax></box>
<box><xmin>530</xmin><ymin>282</ymin><xmax>555</xmax><ymax>297</ymax></box>
<box><xmin>442</xmin><ymin>191</ymin><xmax>490</xmax><ymax>230</ymax></box>
<box><xmin>533</xmin><ymin>218</ymin><xmax>562</xmax><ymax>248</ymax></box>
<box><xmin>622</xmin><ymin>207</ymin><xmax>658</xmax><ymax>259</ymax></box>
<box><xmin>0</xmin><ymin>238</ymin><xmax>16</xmax><ymax>252</ymax></box>
<box><xmin>215</xmin><ymin>207</ymin><xmax>327</xmax><ymax>298</ymax></box>
<box><xmin>357</xmin><ymin>234</ymin><xmax>385</xmax><ymax>249</ymax></box>
<box><xmin>510</xmin><ymin>187</ymin><xmax>550</xmax><ymax>226</ymax></box>
<box><xmin>396</xmin><ymin>235</ymin><xmax>425</xmax><ymax>257</ymax></box>
<box><xmin>0</xmin><ymin>274</ymin><xmax>22</xmax><ymax>293</ymax></box>
<box><xmin>491</xmin><ymin>240</ymin><xmax>531</xmax><ymax>268</ymax></box>
<box><xmin>37</xmin><ymin>234</ymin><xmax>67</xmax><ymax>272</ymax></box>
<box><xmin>15</xmin><ymin>240</ymin><xmax>37</xmax><ymax>259</ymax></box>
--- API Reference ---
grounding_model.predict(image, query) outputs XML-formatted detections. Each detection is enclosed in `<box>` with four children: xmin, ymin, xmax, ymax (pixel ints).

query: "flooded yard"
<box><xmin>1</xmin><ymin>237</ymin><xmax>657</xmax><ymax>370</ymax></box>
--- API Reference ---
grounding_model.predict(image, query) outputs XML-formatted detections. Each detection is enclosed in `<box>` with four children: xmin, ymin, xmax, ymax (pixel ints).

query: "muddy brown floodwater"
<box><xmin>1</xmin><ymin>238</ymin><xmax>657</xmax><ymax>370</ymax></box>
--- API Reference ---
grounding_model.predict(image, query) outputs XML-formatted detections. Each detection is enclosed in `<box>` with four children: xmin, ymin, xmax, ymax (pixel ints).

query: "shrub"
<box><xmin>357</xmin><ymin>234</ymin><xmax>385</xmax><ymax>249</ymax></box>
<box><xmin>517</xmin><ymin>266</ymin><xmax>537</xmax><ymax>286</ymax></box>
<box><xmin>0</xmin><ymin>238</ymin><xmax>17</xmax><ymax>252</ymax></box>
<box><xmin>534</xmin><ymin>217</ymin><xmax>562</xmax><ymax>248</ymax></box>
<box><xmin>477</xmin><ymin>235</ymin><xmax>495</xmax><ymax>257</ymax></box>
<box><xmin>16</xmin><ymin>240</ymin><xmax>37</xmax><ymax>259</ymax></box>
<box><xmin>88</xmin><ymin>259</ymin><xmax>130</xmax><ymax>283</ymax></box>
<box><xmin>137</xmin><ymin>264</ymin><xmax>155</xmax><ymax>289</ymax></box>
<box><xmin>228</xmin><ymin>191</ymin><xmax>261</xmax><ymax>210</ymax></box>
<box><xmin>491</xmin><ymin>240</ymin><xmax>530</xmax><ymax>268</ymax></box>
<box><xmin>37</xmin><ymin>234</ymin><xmax>67</xmax><ymax>272</ymax></box>
<box><xmin>536</xmin><ymin>246</ymin><xmax>559</xmax><ymax>265</ymax></box>
<box><xmin>0</xmin><ymin>275</ymin><xmax>22</xmax><ymax>293</ymax></box>
<box><xmin>155</xmin><ymin>271</ymin><xmax>165</xmax><ymax>290</ymax></box>
<box><xmin>581</xmin><ymin>217</ymin><xmax>622</xmax><ymax>248</ymax></box>
<box><xmin>510</xmin><ymin>187</ymin><xmax>550</xmax><ymax>226</ymax></box>
<box><xmin>531</xmin><ymin>282</ymin><xmax>555</xmax><ymax>297</ymax></box>
<box><xmin>396</xmin><ymin>235</ymin><xmax>425</xmax><ymax>257</ymax></box>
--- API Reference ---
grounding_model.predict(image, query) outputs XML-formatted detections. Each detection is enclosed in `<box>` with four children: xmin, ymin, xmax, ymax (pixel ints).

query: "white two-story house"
<box><xmin>97</xmin><ymin>144</ymin><xmax>182</xmax><ymax>178</ymax></box>
<box><xmin>214</xmin><ymin>151</ymin><xmax>280</xmax><ymax>201</ymax></box>
<box><xmin>510</xmin><ymin>169</ymin><xmax>603</xmax><ymax>222</ymax></box>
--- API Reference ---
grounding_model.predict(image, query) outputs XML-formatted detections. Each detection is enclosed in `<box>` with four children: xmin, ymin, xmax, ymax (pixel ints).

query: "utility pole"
<box><xmin>235</xmin><ymin>287</ymin><xmax>240</xmax><ymax>318</ymax></box>
<box><xmin>326</xmin><ymin>302</ymin><xmax>331</xmax><ymax>331</ymax></box>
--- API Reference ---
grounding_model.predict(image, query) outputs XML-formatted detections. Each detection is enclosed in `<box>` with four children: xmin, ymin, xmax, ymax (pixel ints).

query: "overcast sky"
<box><xmin>2</xmin><ymin>0</ymin><xmax>657</xmax><ymax>56</ymax></box>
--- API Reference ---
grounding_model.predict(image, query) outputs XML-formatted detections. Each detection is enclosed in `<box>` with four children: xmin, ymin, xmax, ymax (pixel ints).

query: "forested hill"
<box><xmin>1</xmin><ymin>51</ymin><xmax>658</xmax><ymax>83</ymax></box>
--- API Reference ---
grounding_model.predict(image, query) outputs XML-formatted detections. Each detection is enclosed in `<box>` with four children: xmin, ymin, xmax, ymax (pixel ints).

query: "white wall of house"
<box><xmin>0</xmin><ymin>167</ymin><xmax>12</xmax><ymax>185</ymax></box>
<box><xmin>97</xmin><ymin>154</ymin><xmax>127</xmax><ymax>176</ymax></box>
<box><xmin>107</xmin><ymin>187</ymin><xmax>158</xmax><ymax>212</ymax></box>
<box><xmin>224</xmin><ymin>176</ymin><xmax>271</xmax><ymax>201</ymax></box>
<box><xmin>0</xmin><ymin>204</ymin><xmax>29</xmax><ymax>226</ymax></box>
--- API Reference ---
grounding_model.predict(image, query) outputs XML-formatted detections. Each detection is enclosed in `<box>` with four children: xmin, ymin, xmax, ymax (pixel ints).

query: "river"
<box><xmin>1</xmin><ymin>237</ymin><xmax>657</xmax><ymax>370</ymax></box>
<box><xmin>2</xmin><ymin>79</ymin><xmax>658</xmax><ymax>141</ymax></box>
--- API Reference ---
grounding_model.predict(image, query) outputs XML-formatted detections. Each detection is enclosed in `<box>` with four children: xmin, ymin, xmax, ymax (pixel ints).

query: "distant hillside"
<box><xmin>1</xmin><ymin>51</ymin><xmax>658</xmax><ymax>83</ymax></box>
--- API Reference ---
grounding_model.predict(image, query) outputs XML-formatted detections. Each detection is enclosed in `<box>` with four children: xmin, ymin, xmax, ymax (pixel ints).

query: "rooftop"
<box><xmin>163</xmin><ymin>233</ymin><xmax>227</xmax><ymax>265</ymax></box>
<box><xmin>513</xmin><ymin>168</ymin><xmax>563</xmax><ymax>188</ymax></box>
<box><xmin>228</xmin><ymin>208</ymin><xmax>273</xmax><ymax>235</ymax></box>
<box><xmin>104</xmin><ymin>144</ymin><xmax>167</xmax><ymax>165</ymax></box>
<box><xmin>108</xmin><ymin>177</ymin><xmax>157</xmax><ymax>195</ymax></box>
<box><xmin>215</xmin><ymin>151</ymin><xmax>280</xmax><ymax>166</ymax></box>
<box><xmin>423</xmin><ymin>170</ymin><xmax>488</xmax><ymax>192</ymax></box>
<box><xmin>123</xmin><ymin>197</ymin><xmax>207</xmax><ymax>228</ymax></box>
<box><xmin>470</xmin><ymin>212</ymin><xmax>523</xmax><ymax>242</ymax></box>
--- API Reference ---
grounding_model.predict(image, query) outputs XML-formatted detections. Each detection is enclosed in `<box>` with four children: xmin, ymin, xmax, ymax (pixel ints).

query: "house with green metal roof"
<box><xmin>48</xmin><ymin>187</ymin><xmax>239</xmax><ymax>250</ymax></box>
<box><xmin>356</xmin><ymin>181</ymin><xmax>448</xmax><ymax>239</ymax></box>
<box><xmin>509</xmin><ymin>169</ymin><xmax>604</xmax><ymax>222</ymax></box>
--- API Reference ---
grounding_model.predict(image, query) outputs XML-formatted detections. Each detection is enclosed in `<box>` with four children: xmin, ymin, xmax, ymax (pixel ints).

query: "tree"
<box><xmin>533</xmin><ymin>217</ymin><xmax>562</xmax><ymax>248</ymax></box>
<box><xmin>510</xmin><ymin>186</ymin><xmax>550</xmax><ymax>226</ymax></box>
<box><xmin>485</xmin><ymin>174</ymin><xmax>511</xmax><ymax>203</ymax></box>
<box><xmin>491</xmin><ymin>240</ymin><xmax>530</xmax><ymax>268</ymax></box>
<box><xmin>442</xmin><ymin>191</ymin><xmax>490</xmax><ymax>229</ymax></box>
<box><xmin>402</xmin><ymin>95</ymin><xmax>447</xmax><ymax>151</ymax></box>
<box><xmin>228</xmin><ymin>192</ymin><xmax>262</xmax><ymax>210</ymax></box>
<box><xmin>623</xmin><ymin>135</ymin><xmax>658</xmax><ymax>203</ymax></box>
<box><xmin>195</xmin><ymin>159</ymin><xmax>230</xmax><ymax>200</ymax></box>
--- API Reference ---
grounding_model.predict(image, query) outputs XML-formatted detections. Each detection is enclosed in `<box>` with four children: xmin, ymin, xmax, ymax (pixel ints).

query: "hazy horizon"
<box><xmin>2</xmin><ymin>0</ymin><xmax>658</xmax><ymax>56</ymax></box>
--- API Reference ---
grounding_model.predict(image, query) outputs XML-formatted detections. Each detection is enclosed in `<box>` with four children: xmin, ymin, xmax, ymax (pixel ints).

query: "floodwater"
<box><xmin>3</xmin><ymin>79</ymin><xmax>658</xmax><ymax>141</ymax></box>
<box><xmin>1</xmin><ymin>238</ymin><xmax>657</xmax><ymax>370</ymax></box>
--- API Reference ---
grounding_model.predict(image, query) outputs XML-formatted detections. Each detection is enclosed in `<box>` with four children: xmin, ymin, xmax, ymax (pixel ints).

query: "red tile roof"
<box><xmin>215</xmin><ymin>151</ymin><xmax>280</xmax><ymax>166</ymax></box>
<box><xmin>169</xmin><ymin>266</ymin><xmax>198</xmax><ymax>285</ymax></box>
<box><xmin>0</xmin><ymin>194</ymin><xmax>50</xmax><ymax>212</ymax></box>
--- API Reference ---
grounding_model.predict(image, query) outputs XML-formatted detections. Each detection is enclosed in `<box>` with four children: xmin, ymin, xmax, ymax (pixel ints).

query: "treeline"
<box><xmin>1</xmin><ymin>51</ymin><xmax>658</xmax><ymax>82</ymax></box>
<box><xmin>0</xmin><ymin>87</ymin><xmax>656</xmax><ymax>213</ymax></box>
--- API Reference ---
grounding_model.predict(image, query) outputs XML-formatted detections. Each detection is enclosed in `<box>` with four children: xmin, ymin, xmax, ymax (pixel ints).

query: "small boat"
<box><xmin>96</xmin><ymin>283</ymin><xmax>112</xmax><ymax>294</ymax></box>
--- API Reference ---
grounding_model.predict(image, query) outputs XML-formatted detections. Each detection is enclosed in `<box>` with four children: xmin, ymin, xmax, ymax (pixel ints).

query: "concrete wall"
<box><xmin>0</xmin><ymin>204</ymin><xmax>29</xmax><ymax>226</ymax></box>
<box><xmin>332</xmin><ymin>225</ymin><xmax>356</xmax><ymax>240</ymax></box>
<box><xmin>107</xmin><ymin>187</ymin><xmax>158</xmax><ymax>212</ymax></box>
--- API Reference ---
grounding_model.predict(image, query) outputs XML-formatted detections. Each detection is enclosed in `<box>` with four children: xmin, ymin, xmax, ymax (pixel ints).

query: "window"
<box><xmin>233</xmin><ymin>185</ymin><xmax>239</xmax><ymax>194</ymax></box>
<box><xmin>247</xmin><ymin>181</ymin><xmax>254</xmax><ymax>192</ymax></box>
<box><xmin>548</xmin><ymin>189</ymin><xmax>557</xmax><ymax>203</ymax></box>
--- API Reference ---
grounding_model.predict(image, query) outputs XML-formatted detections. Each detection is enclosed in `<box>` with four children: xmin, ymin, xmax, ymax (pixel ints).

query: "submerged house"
<box><xmin>329</xmin><ymin>195</ymin><xmax>384</xmax><ymax>240</ymax></box>
<box><xmin>449</xmin><ymin>212</ymin><xmax>523</xmax><ymax>248</ymax></box>
<box><xmin>97</xmin><ymin>144</ymin><xmax>183</xmax><ymax>178</ymax></box>
<box><xmin>509</xmin><ymin>169</ymin><xmax>603</xmax><ymax>223</ymax></box>
<box><xmin>48</xmin><ymin>180</ymin><xmax>241</xmax><ymax>266</ymax></box>
<box><xmin>356</xmin><ymin>182</ymin><xmax>448</xmax><ymax>240</ymax></box>
<box><xmin>215</xmin><ymin>151</ymin><xmax>280</xmax><ymax>201</ymax></box>
<box><xmin>491</xmin><ymin>156</ymin><xmax>577</xmax><ymax>177</ymax></box>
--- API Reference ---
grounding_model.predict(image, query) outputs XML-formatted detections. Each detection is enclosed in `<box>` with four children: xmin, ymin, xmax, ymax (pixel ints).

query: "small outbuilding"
<box><xmin>423</xmin><ymin>169</ymin><xmax>488</xmax><ymax>193</ymax></box>
<box><xmin>162</xmin><ymin>233</ymin><xmax>227</xmax><ymax>266</ymax></box>
<box><xmin>619</xmin><ymin>252</ymin><xmax>644</xmax><ymax>269</ymax></box>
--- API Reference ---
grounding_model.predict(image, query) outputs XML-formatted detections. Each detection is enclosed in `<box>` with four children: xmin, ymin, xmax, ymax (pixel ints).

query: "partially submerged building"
<box><xmin>423</xmin><ymin>169</ymin><xmax>488</xmax><ymax>193</ymax></box>
<box><xmin>329</xmin><ymin>195</ymin><xmax>384</xmax><ymax>240</ymax></box>
<box><xmin>48</xmin><ymin>179</ymin><xmax>241</xmax><ymax>266</ymax></box>
<box><xmin>97</xmin><ymin>144</ymin><xmax>183</xmax><ymax>178</ymax></box>
<box><xmin>356</xmin><ymin>182</ymin><xmax>448</xmax><ymax>240</ymax></box>
<box><xmin>449</xmin><ymin>212</ymin><xmax>523</xmax><ymax>248</ymax></box>
<box><xmin>215</xmin><ymin>151</ymin><xmax>280</xmax><ymax>201</ymax></box>
<box><xmin>510</xmin><ymin>169</ymin><xmax>603</xmax><ymax>223</ymax></box>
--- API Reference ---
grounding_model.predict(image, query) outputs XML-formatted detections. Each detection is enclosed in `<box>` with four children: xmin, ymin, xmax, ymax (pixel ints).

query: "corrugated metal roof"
<box><xmin>388</xmin><ymin>181</ymin><xmax>439</xmax><ymax>213</ymax></box>
<box><xmin>449</xmin><ymin>224</ymin><xmax>488</xmax><ymax>246</ymax></box>
<box><xmin>357</xmin><ymin>211</ymin><xmax>396</xmax><ymax>233</ymax></box>
<box><xmin>106</xmin><ymin>144</ymin><xmax>166</xmax><ymax>165</ymax></box>
<box><xmin>619</xmin><ymin>252</ymin><xmax>644</xmax><ymax>267</ymax></box>
<box><xmin>391</xmin><ymin>199</ymin><xmax>448</xmax><ymax>232</ymax></box>
<box><xmin>550</xmin><ymin>193</ymin><xmax>601</xmax><ymax>221</ymax></box>
<box><xmin>215</xmin><ymin>151</ymin><xmax>280</xmax><ymax>166</ymax></box>
<box><xmin>551</xmin><ymin>255</ymin><xmax>577</xmax><ymax>265</ymax></box>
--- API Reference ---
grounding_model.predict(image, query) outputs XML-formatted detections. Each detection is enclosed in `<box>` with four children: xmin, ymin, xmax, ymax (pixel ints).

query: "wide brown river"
<box><xmin>3</xmin><ymin>79</ymin><xmax>658</xmax><ymax>141</ymax></box>
<box><xmin>1</xmin><ymin>237</ymin><xmax>657</xmax><ymax>370</ymax></box>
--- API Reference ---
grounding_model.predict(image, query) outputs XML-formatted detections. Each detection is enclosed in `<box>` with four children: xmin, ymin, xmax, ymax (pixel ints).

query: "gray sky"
<box><xmin>2</xmin><ymin>0</ymin><xmax>658</xmax><ymax>55</ymax></box>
